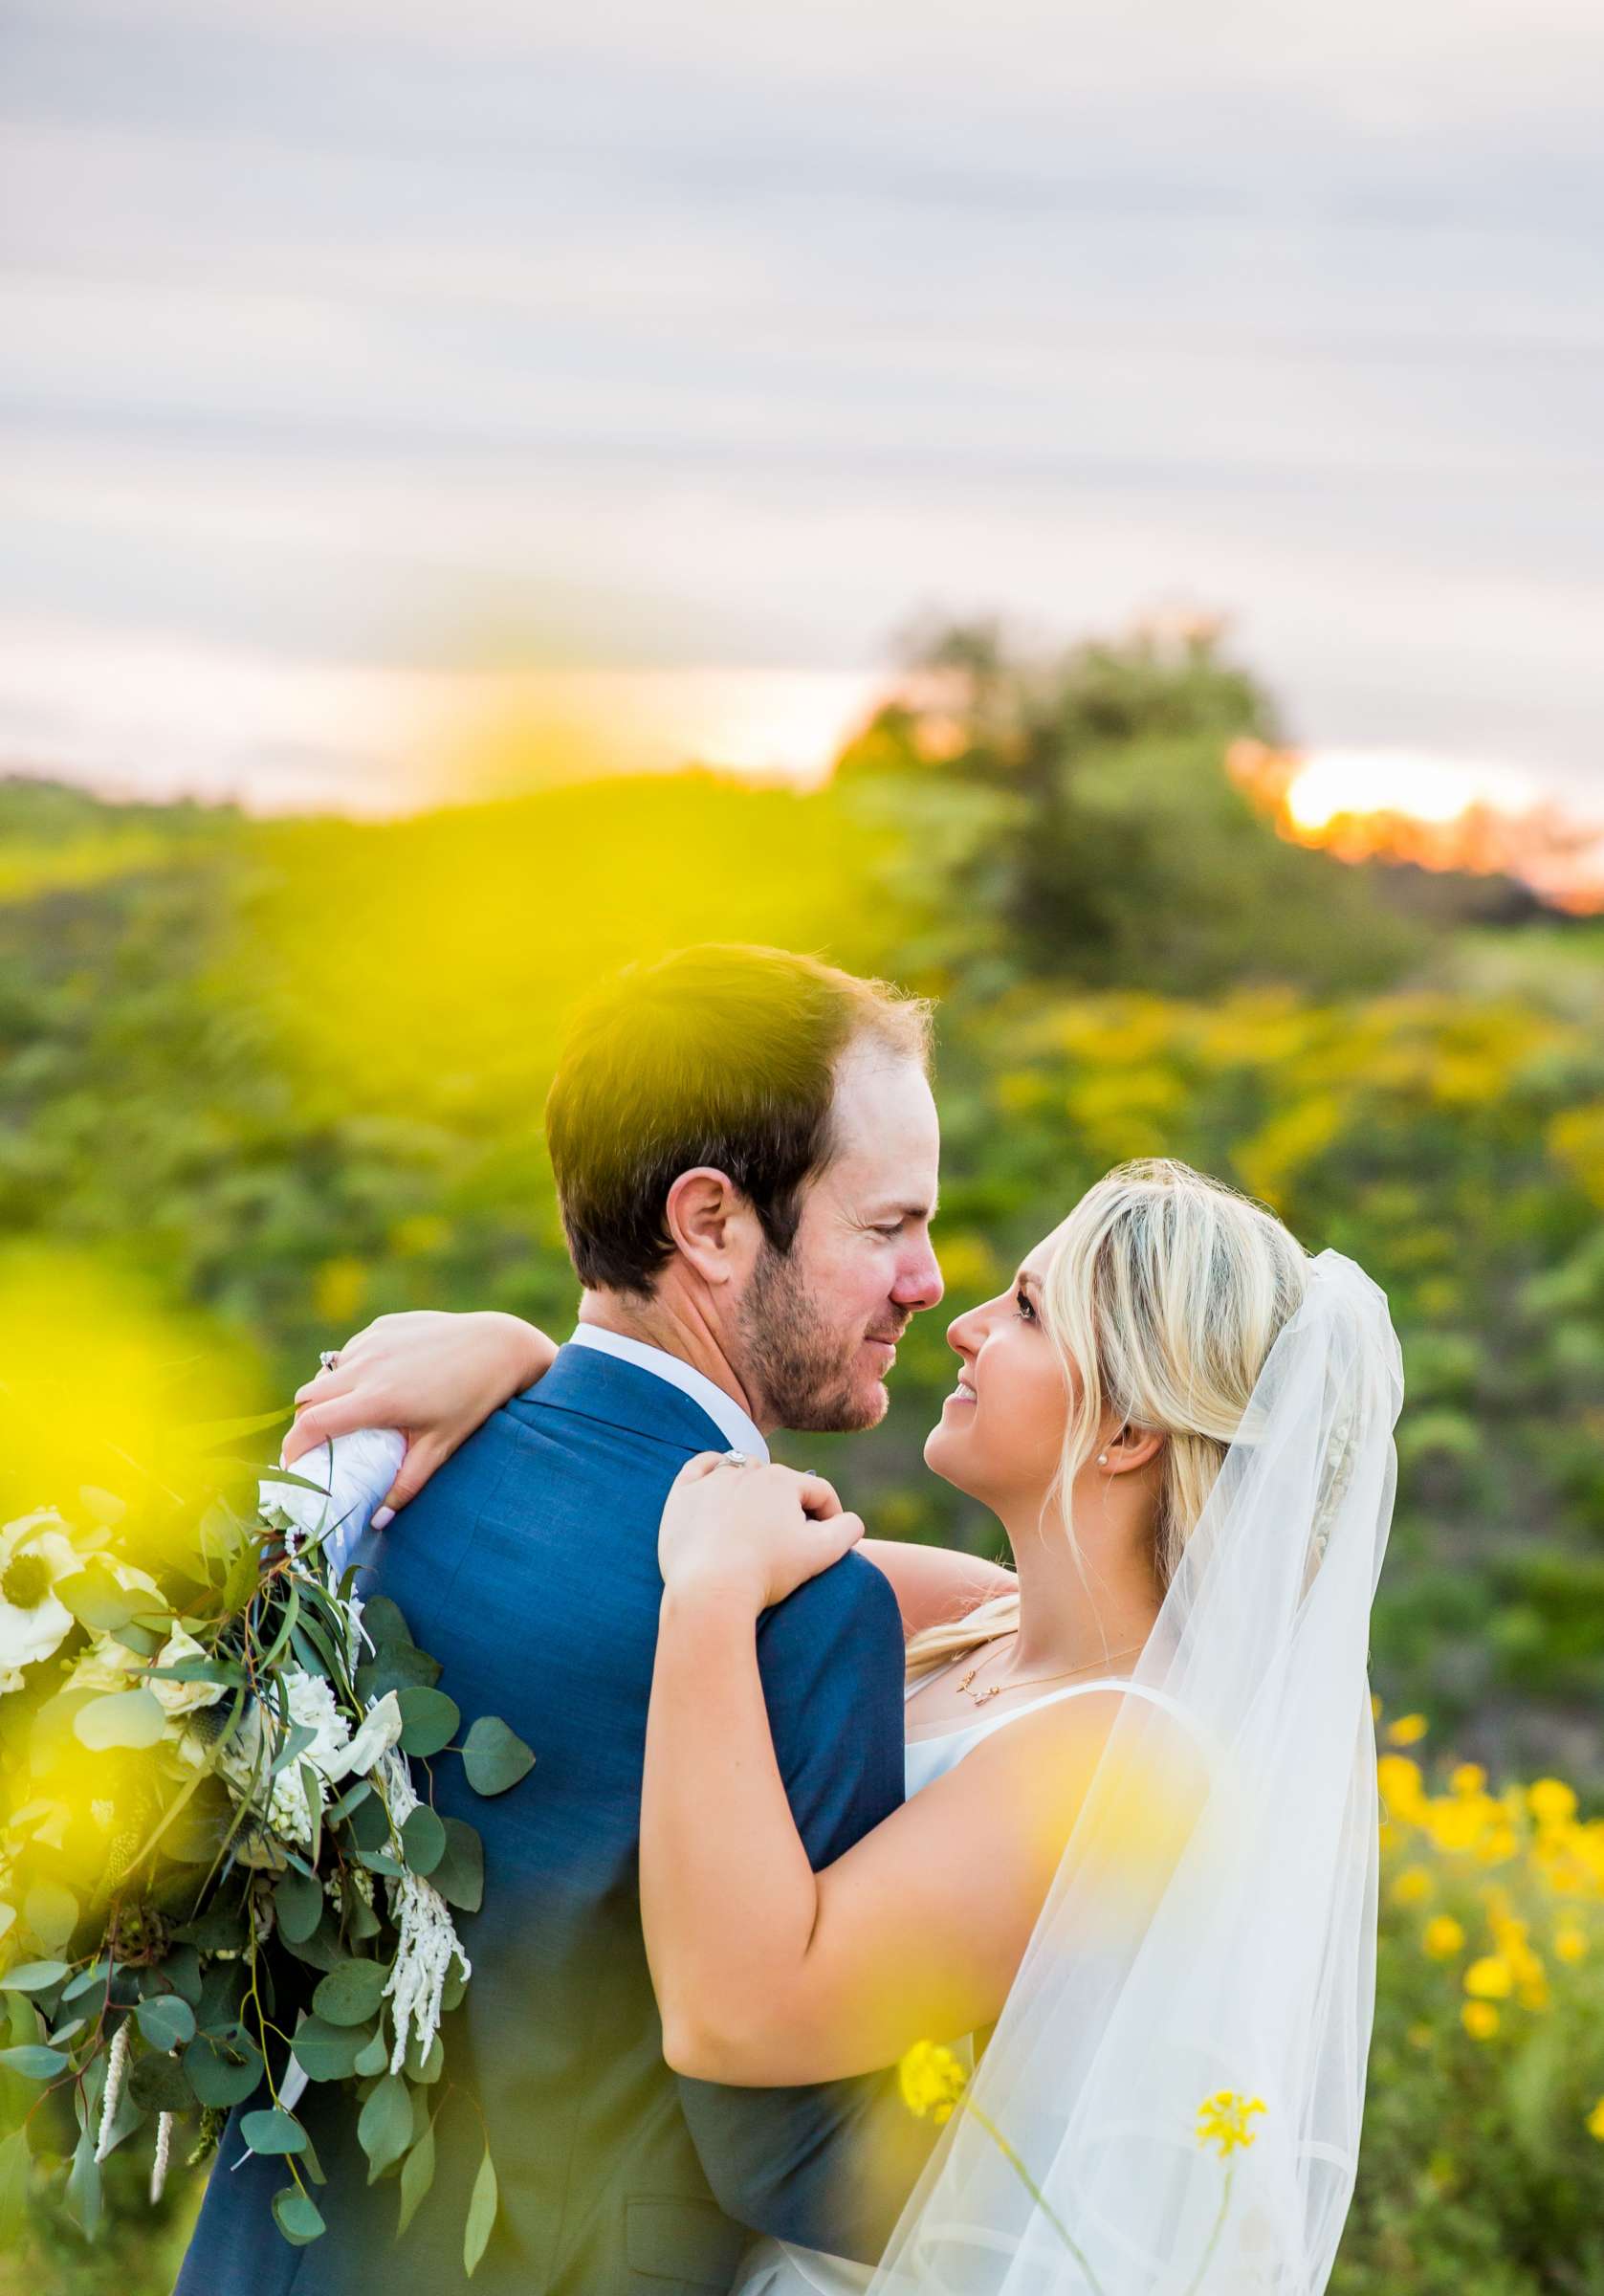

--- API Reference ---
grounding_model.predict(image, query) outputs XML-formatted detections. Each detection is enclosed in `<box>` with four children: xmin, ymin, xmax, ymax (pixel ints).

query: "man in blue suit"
<box><xmin>176</xmin><ymin>943</ymin><xmax>945</xmax><ymax>2292</ymax></box>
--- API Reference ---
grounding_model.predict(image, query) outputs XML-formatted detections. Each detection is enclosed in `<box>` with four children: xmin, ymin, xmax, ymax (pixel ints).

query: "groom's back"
<box><xmin>176</xmin><ymin>1339</ymin><xmax>912</xmax><ymax>2296</ymax></box>
<box><xmin>356</xmin><ymin>1348</ymin><xmax>758</xmax><ymax>2289</ymax></box>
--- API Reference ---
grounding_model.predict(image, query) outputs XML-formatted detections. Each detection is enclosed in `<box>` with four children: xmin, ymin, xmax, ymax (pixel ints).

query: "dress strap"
<box><xmin>957</xmin><ymin>1674</ymin><xmax>1198</xmax><ymax>1750</ymax></box>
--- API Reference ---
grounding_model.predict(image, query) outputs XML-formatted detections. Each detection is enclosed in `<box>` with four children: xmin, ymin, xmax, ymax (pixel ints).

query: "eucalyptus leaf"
<box><xmin>352</xmin><ymin>2030</ymin><xmax>389</xmax><ymax>2080</ymax></box>
<box><xmin>288</xmin><ymin>2017</ymin><xmax>372</xmax><ymax>2083</ymax></box>
<box><xmin>73</xmin><ymin>1688</ymin><xmax>165</xmax><ymax>1752</ymax></box>
<box><xmin>359</xmin><ymin>1596</ymin><xmax>414</xmax><ymax>1650</ymax></box>
<box><xmin>395</xmin><ymin>1686</ymin><xmax>460</xmax><ymax>1758</ymax></box>
<box><xmin>184</xmin><ymin>2036</ymin><xmax>264</xmax><ymax>2108</ymax></box>
<box><xmin>1</xmin><ymin>1961</ymin><xmax>70</xmax><ymax>1994</ymax></box>
<box><xmin>400</xmin><ymin>1803</ymin><xmax>447</xmax><ymax>1877</ymax></box>
<box><xmin>274</xmin><ymin>1866</ymin><xmax>324</xmax><ymax>1945</ymax></box>
<box><xmin>0</xmin><ymin>2129</ymin><xmax>31</xmax><ymax>2244</ymax></box>
<box><xmin>312</xmin><ymin>1959</ymin><xmax>389</xmax><ymax>2027</ymax></box>
<box><xmin>240</xmin><ymin>2107</ymin><xmax>308</xmax><ymax>2156</ymax></box>
<box><xmin>397</xmin><ymin>2122</ymin><xmax>436</xmax><ymax>2239</ymax></box>
<box><xmin>461</xmin><ymin>1715</ymin><xmax>536</xmax><ymax>1798</ymax></box>
<box><xmin>53</xmin><ymin>1568</ymin><xmax>142</xmax><ymax>1634</ymax></box>
<box><xmin>325</xmin><ymin>1778</ymin><xmax>371</xmax><ymax>1827</ymax></box>
<box><xmin>431</xmin><ymin>1819</ymin><xmax>484</xmax><ymax>1914</ymax></box>
<box><xmin>464</xmin><ymin>2142</ymin><xmax>498</xmax><ymax>2277</ymax></box>
<box><xmin>272</xmin><ymin>2185</ymin><xmax>325</xmax><ymax>2245</ymax></box>
<box><xmin>65</xmin><ymin>2119</ymin><xmax>101</xmax><ymax>2240</ymax></box>
<box><xmin>128</xmin><ymin>2046</ymin><xmax>193</xmax><ymax>2112</ymax></box>
<box><xmin>357</xmin><ymin>1643</ymin><xmax>441</xmax><ymax>1702</ymax></box>
<box><xmin>135</xmin><ymin>1995</ymin><xmax>196</xmax><ymax>2051</ymax></box>
<box><xmin>0</xmin><ymin>2044</ymin><xmax>67</xmax><ymax>2080</ymax></box>
<box><xmin>22</xmin><ymin>1881</ymin><xmax>77</xmax><ymax>1952</ymax></box>
<box><xmin>358</xmin><ymin>2073</ymin><xmax>412</xmax><ymax>2181</ymax></box>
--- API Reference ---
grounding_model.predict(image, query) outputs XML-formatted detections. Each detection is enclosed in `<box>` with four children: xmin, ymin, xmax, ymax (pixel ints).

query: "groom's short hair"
<box><xmin>546</xmin><ymin>944</ymin><xmax>933</xmax><ymax>1296</ymax></box>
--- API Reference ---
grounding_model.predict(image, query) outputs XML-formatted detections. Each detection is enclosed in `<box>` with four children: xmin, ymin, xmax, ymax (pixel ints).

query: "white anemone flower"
<box><xmin>0</xmin><ymin>1512</ymin><xmax>81</xmax><ymax>1692</ymax></box>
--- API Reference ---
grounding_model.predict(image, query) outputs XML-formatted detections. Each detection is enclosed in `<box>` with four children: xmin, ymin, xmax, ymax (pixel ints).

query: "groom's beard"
<box><xmin>738</xmin><ymin>1243</ymin><xmax>898</xmax><ymax>1434</ymax></box>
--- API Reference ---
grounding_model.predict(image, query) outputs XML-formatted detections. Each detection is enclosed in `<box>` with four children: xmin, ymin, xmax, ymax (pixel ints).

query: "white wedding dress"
<box><xmin>730</xmin><ymin>1662</ymin><xmax>1187</xmax><ymax>2296</ymax></box>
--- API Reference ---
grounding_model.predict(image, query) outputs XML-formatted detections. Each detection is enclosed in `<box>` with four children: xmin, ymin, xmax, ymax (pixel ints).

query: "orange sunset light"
<box><xmin>1228</xmin><ymin>739</ymin><xmax>1604</xmax><ymax>914</ymax></box>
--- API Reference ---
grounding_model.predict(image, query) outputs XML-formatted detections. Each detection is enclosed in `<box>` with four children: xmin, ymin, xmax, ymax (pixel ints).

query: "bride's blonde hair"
<box><xmin>906</xmin><ymin>1158</ymin><xmax>1310</xmax><ymax>1677</ymax></box>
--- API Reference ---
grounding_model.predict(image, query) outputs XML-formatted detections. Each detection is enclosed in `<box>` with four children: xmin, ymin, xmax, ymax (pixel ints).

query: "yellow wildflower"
<box><xmin>1450</xmin><ymin>1763</ymin><xmax>1487</xmax><ymax>1797</ymax></box>
<box><xmin>1555</xmin><ymin>1923</ymin><xmax>1588</xmax><ymax>1965</ymax></box>
<box><xmin>899</xmin><ymin>2042</ymin><xmax>969</xmax><ymax>2126</ymax></box>
<box><xmin>1195</xmin><ymin>2090</ymin><xmax>1266</xmax><ymax>2157</ymax></box>
<box><xmin>1390</xmin><ymin>1866</ymin><xmax>1433</xmax><ymax>1909</ymax></box>
<box><xmin>1461</xmin><ymin>2001</ymin><xmax>1500</xmax><ymax>2041</ymax></box>
<box><xmin>1588</xmin><ymin>2098</ymin><xmax>1604</xmax><ymax>2142</ymax></box>
<box><xmin>1423</xmin><ymin>1916</ymin><xmax>1464</xmax><ymax>1959</ymax></box>
<box><xmin>1386</xmin><ymin>1714</ymin><xmax>1429</xmax><ymax>1748</ymax></box>
<box><xmin>1528</xmin><ymin>1779</ymin><xmax>1578</xmax><ymax>1828</ymax></box>
<box><xmin>1377</xmin><ymin>1755</ymin><xmax>1425</xmax><ymax>1821</ymax></box>
<box><xmin>1463</xmin><ymin>1955</ymin><xmax>1513</xmax><ymax>2000</ymax></box>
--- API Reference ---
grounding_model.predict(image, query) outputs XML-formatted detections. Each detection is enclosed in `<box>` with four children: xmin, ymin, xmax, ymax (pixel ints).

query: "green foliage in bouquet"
<box><xmin>0</xmin><ymin>1429</ymin><xmax>532</xmax><ymax>2275</ymax></box>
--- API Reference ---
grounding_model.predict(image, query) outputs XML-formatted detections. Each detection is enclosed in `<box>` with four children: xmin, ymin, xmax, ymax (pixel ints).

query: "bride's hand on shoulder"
<box><xmin>659</xmin><ymin>1455</ymin><xmax>865</xmax><ymax>1613</ymax></box>
<box><xmin>283</xmin><ymin>1309</ymin><xmax>558</xmax><ymax>1516</ymax></box>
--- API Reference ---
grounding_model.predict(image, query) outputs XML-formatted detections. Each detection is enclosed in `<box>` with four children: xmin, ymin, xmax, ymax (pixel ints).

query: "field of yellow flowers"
<box><xmin>1332</xmin><ymin>1708</ymin><xmax>1604</xmax><ymax>2290</ymax></box>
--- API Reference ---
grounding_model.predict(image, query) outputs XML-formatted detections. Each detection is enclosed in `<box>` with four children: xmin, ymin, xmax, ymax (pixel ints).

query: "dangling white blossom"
<box><xmin>95</xmin><ymin>2018</ymin><xmax>131</xmax><ymax>2162</ymax></box>
<box><xmin>149</xmin><ymin>2108</ymin><xmax>173</xmax><ymax>2204</ymax></box>
<box><xmin>376</xmin><ymin>1749</ymin><xmax>470</xmax><ymax>2076</ymax></box>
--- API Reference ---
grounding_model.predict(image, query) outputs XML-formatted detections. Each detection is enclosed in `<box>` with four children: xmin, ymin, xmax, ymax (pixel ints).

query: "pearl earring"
<box><xmin>1098</xmin><ymin>1452</ymin><xmax>1109</xmax><ymax>1466</ymax></box>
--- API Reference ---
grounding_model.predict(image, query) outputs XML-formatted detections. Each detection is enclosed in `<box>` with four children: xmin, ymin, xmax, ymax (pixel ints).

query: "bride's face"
<box><xmin>923</xmin><ymin>1227</ymin><xmax>1073</xmax><ymax>1509</ymax></box>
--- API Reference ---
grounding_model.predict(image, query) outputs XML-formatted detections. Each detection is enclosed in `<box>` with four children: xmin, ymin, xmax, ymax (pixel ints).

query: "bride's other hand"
<box><xmin>282</xmin><ymin>1310</ymin><xmax>558</xmax><ymax>1519</ymax></box>
<box><xmin>659</xmin><ymin>1454</ymin><xmax>865</xmax><ymax>1613</ymax></box>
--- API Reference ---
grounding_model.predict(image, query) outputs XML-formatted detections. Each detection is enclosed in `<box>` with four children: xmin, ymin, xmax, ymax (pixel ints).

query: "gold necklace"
<box><xmin>955</xmin><ymin>1641</ymin><xmax>1148</xmax><ymax>1708</ymax></box>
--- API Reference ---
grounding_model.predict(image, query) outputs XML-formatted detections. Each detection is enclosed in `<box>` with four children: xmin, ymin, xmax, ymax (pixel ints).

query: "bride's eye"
<box><xmin>1015</xmin><ymin>1288</ymin><xmax>1036</xmax><ymax>1322</ymax></box>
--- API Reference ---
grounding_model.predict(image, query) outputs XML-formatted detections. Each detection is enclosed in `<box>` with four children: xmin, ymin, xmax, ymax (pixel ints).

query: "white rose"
<box><xmin>146</xmin><ymin>1623</ymin><xmax>226</xmax><ymax>1718</ymax></box>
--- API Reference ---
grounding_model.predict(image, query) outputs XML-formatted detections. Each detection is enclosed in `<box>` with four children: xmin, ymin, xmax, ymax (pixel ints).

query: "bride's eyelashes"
<box><xmin>1014</xmin><ymin>1287</ymin><xmax>1036</xmax><ymax>1323</ymax></box>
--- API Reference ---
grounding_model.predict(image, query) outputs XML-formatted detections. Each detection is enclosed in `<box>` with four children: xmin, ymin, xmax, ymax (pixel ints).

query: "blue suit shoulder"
<box><xmin>754</xmin><ymin>1548</ymin><xmax>906</xmax><ymax>1871</ymax></box>
<box><xmin>758</xmin><ymin>1546</ymin><xmax>903</xmax><ymax>1680</ymax></box>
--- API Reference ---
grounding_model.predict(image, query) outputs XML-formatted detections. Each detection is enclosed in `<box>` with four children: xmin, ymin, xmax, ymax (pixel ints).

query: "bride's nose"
<box><xmin>945</xmin><ymin>1300</ymin><xmax>984</xmax><ymax>1358</ymax></box>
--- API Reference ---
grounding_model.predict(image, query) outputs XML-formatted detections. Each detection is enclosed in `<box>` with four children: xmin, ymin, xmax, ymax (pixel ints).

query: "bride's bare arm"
<box><xmin>282</xmin><ymin>1310</ymin><xmax>558</xmax><ymax>1516</ymax></box>
<box><xmin>642</xmin><ymin>1460</ymin><xmax>1110</xmax><ymax>2087</ymax></box>
<box><xmin>858</xmin><ymin>1539</ymin><xmax>1016</xmax><ymax>1639</ymax></box>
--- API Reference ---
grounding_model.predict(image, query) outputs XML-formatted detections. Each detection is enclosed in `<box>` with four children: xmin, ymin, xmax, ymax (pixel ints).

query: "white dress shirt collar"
<box><xmin>565</xmin><ymin>1324</ymin><xmax>770</xmax><ymax>1462</ymax></box>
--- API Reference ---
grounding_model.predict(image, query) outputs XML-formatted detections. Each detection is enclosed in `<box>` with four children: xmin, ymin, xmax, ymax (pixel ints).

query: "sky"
<box><xmin>1</xmin><ymin>0</ymin><xmax>1601</xmax><ymax>818</ymax></box>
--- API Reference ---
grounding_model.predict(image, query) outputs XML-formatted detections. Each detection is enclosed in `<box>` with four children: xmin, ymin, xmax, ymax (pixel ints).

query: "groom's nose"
<box><xmin>891</xmin><ymin>1237</ymin><xmax>944</xmax><ymax>1314</ymax></box>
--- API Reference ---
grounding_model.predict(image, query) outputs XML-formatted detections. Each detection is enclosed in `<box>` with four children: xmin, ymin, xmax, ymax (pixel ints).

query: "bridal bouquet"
<box><xmin>0</xmin><ymin>1425</ymin><xmax>531</xmax><ymax>2270</ymax></box>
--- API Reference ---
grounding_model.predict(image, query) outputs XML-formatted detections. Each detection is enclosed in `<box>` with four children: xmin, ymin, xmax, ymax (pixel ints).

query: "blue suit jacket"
<box><xmin>176</xmin><ymin>1344</ymin><xmax>934</xmax><ymax>2293</ymax></box>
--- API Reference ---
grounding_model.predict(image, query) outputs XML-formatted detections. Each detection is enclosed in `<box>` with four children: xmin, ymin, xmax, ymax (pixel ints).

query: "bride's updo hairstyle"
<box><xmin>909</xmin><ymin>1157</ymin><xmax>1310</xmax><ymax>1676</ymax></box>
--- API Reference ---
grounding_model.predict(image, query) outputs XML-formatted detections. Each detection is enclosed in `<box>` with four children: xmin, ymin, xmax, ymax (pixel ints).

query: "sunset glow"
<box><xmin>1229</xmin><ymin>740</ymin><xmax>1604</xmax><ymax>913</ymax></box>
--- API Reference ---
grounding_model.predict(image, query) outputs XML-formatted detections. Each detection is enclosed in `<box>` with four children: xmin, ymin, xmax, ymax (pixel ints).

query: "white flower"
<box><xmin>376</xmin><ymin>1748</ymin><xmax>471</xmax><ymax>2076</ymax></box>
<box><xmin>326</xmin><ymin>1689</ymin><xmax>403</xmax><ymax>1783</ymax></box>
<box><xmin>145</xmin><ymin>1623</ymin><xmax>225</xmax><ymax>1719</ymax></box>
<box><xmin>216</xmin><ymin>1669</ymin><xmax>352</xmax><ymax>1847</ymax></box>
<box><xmin>0</xmin><ymin>1512</ymin><xmax>81</xmax><ymax>1691</ymax></box>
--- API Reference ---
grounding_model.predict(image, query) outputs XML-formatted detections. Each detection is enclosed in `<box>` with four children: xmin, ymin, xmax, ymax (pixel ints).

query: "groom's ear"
<box><xmin>663</xmin><ymin>1166</ymin><xmax>760</xmax><ymax>1289</ymax></box>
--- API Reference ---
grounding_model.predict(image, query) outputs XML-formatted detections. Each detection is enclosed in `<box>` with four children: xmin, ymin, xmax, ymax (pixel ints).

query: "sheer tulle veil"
<box><xmin>871</xmin><ymin>1249</ymin><xmax>1404</xmax><ymax>2296</ymax></box>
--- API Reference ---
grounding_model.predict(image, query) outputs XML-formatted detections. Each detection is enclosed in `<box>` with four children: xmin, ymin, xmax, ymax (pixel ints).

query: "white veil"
<box><xmin>872</xmin><ymin>1249</ymin><xmax>1403</xmax><ymax>2296</ymax></box>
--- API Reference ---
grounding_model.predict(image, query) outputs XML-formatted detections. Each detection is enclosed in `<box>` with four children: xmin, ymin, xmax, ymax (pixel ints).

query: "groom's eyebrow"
<box><xmin>874</xmin><ymin>1193</ymin><xmax>938</xmax><ymax>1222</ymax></box>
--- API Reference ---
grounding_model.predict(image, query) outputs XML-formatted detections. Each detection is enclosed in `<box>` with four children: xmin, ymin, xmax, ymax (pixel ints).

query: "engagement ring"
<box><xmin>319</xmin><ymin>1349</ymin><xmax>341</xmax><ymax>1372</ymax></box>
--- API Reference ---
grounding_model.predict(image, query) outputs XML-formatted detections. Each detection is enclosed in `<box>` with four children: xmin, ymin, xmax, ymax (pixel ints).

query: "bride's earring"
<box><xmin>1097</xmin><ymin>1452</ymin><xmax>1109</xmax><ymax>1467</ymax></box>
